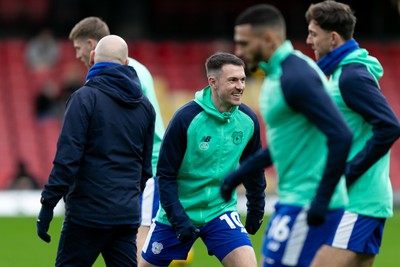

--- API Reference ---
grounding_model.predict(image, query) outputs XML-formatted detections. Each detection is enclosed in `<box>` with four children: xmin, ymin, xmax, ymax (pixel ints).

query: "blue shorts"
<box><xmin>141</xmin><ymin>211</ymin><xmax>253</xmax><ymax>266</ymax></box>
<box><xmin>262</xmin><ymin>203</ymin><xmax>344</xmax><ymax>267</ymax></box>
<box><xmin>140</xmin><ymin>177</ymin><xmax>159</xmax><ymax>226</ymax></box>
<box><xmin>327</xmin><ymin>211</ymin><xmax>385</xmax><ymax>254</ymax></box>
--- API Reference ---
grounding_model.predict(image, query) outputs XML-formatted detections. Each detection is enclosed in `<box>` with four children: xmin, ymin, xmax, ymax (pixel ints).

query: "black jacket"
<box><xmin>41</xmin><ymin>64</ymin><xmax>155</xmax><ymax>227</ymax></box>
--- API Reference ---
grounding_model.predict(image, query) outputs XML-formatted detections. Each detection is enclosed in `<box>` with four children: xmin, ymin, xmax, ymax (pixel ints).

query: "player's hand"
<box><xmin>245</xmin><ymin>211</ymin><xmax>264</xmax><ymax>235</ymax></box>
<box><xmin>37</xmin><ymin>204</ymin><xmax>54</xmax><ymax>243</ymax></box>
<box><xmin>220</xmin><ymin>176</ymin><xmax>236</xmax><ymax>202</ymax></box>
<box><xmin>220</xmin><ymin>184</ymin><xmax>233</xmax><ymax>202</ymax></box>
<box><xmin>307</xmin><ymin>201</ymin><xmax>327</xmax><ymax>227</ymax></box>
<box><xmin>176</xmin><ymin>225</ymin><xmax>200</xmax><ymax>243</ymax></box>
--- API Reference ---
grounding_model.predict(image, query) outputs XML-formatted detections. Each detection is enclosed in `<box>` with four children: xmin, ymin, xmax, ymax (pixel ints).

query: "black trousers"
<box><xmin>56</xmin><ymin>220</ymin><xmax>138</xmax><ymax>267</ymax></box>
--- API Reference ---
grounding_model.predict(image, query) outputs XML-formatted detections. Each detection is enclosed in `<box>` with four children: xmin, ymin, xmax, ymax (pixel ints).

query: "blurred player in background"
<box><xmin>140</xmin><ymin>52</ymin><xmax>266</xmax><ymax>267</ymax></box>
<box><xmin>221</xmin><ymin>4</ymin><xmax>353</xmax><ymax>267</ymax></box>
<box><xmin>37</xmin><ymin>35</ymin><xmax>155</xmax><ymax>266</ymax></box>
<box><xmin>68</xmin><ymin>16</ymin><xmax>165</xmax><ymax>261</ymax></box>
<box><xmin>305</xmin><ymin>1</ymin><xmax>400</xmax><ymax>266</ymax></box>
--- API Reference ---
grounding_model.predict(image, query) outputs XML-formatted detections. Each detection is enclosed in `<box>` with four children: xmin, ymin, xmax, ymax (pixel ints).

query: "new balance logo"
<box><xmin>199</xmin><ymin>136</ymin><xmax>212</xmax><ymax>150</ymax></box>
<box><xmin>201</xmin><ymin>136</ymin><xmax>212</xmax><ymax>142</ymax></box>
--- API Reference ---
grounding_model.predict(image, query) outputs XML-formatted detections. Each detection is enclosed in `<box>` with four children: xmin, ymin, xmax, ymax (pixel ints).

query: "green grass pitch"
<box><xmin>0</xmin><ymin>210</ymin><xmax>398</xmax><ymax>266</ymax></box>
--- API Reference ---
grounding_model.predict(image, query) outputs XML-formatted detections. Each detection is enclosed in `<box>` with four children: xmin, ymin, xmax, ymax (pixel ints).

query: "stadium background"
<box><xmin>1</xmin><ymin>0</ymin><xmax>399</xmax><ymax>194</ymax></box>
<box><xmin>0</xmin><ymin>1</ymin><xmax>399</xmax><ymax>266</ymax></box>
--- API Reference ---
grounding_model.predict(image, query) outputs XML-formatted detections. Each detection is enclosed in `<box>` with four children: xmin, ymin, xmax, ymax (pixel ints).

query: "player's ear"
<box><xmin>263</xmin><ymin>30</ymin><xmax>271</xmax><ymax>42</ymax></box>
<box><xmin>89</xmin><ymin>50</ymin><xmax>95</xmax><ymax>67</ymax></box>
<box><xmin>330</xmin><ymin>31</ymin><xmax>342</xmax><ymax>47</ymax></box>
<box><xmin>87</xmin><ymin>38</ymin><xmax>97</xmax><ymax>51</ymax></box>
<box><xmin>208</xmin><ymin>75</ymin><xmax>217</xmax><ymax>88</ymax></box>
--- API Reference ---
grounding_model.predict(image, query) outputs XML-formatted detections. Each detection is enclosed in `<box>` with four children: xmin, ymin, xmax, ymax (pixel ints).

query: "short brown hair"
<box><xmin>69</xmin><ymin>16</ymin><xmax>110</xmax><ymax>41</ymax></box>
<box><xmin>305</xmin><ymin>1</ymin><xmax>356</xmax><ymax>41</ymax></box>
<box><xmin>205</xmin><ymin>52</ymin><xmax>245</xmax><ymax>77</ymax></box>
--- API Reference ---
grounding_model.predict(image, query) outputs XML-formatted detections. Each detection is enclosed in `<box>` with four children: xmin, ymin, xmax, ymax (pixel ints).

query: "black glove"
<box><xmin>220</xmin><ymin>178</ymin><xmax>235</xmax><ymax>202</ymax></box>
<box><xmin>220</xmin><ymin>169</ymin><xmax>245</xmax><ymax>202</ymax></box>
<box><xmin>307</xmin><ymin>200</ymin><xmax>328</xmax><ymax>227</ymax></box>
<box><xmin>176</xmin><ymin>225</ymin><xmax>200</xmax><ymax>243</ymax></box>
<box><xmin>245</xmin><ymin>211</ymin><xmax>264</xmax><ymax>235</ymax></box>
<box><xmin>37</xmin><ymin>204</ymin><xmax>54</xmax><ymax>243</ymax></box>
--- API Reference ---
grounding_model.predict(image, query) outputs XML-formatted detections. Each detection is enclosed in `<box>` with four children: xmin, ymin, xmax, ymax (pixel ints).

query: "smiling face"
<box><xmin>209</xmin><ymin>64</ymin><xmax>246</xmax><ymax>113</ymax></box>
<box><xmin>72</xmin><ymin>38</ymin><xmax>97</xmax><ymax>68</ymax></box>
<box><xmin>234</xmin><ymin>24</ymin><xmax>269</xmax><ymax>73</ymax></box>
<box><xmin>306</xmin><ymin>20</ymin><xmax>334</xmax><ymax>61</ymax></box>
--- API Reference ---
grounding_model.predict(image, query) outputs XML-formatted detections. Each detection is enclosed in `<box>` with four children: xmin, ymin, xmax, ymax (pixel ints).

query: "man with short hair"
<box><xmin>221</xmin><ymin>4</ymin><xmax>353</xmax><ymax>267</ymax></box>
<box><xmin>305</xmin><ymin>1</ymin><xmax>400</xmax><ymax>266</ymax></box>
<box><xmin>140</xmin><ymin>52</ymin><xmax>266</xmax><ymax>267</ymax></box>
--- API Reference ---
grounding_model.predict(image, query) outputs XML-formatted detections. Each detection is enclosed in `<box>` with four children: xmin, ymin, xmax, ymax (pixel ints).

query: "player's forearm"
<box><xmin>346</xmin><ymin>124</ymin><xmax>400</xmax><ymax>185</ymax></box>
<box><xmin>315</xmin><ymin>132</ymin><xmax>352</xmax><ymax>205</ymax></box>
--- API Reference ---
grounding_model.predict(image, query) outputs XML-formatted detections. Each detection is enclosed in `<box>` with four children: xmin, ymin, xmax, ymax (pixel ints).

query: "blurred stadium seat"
<box><xmin>0</xmin><ymin>39</ymin><xmax>399</xmax><ymax>190</ymax></box>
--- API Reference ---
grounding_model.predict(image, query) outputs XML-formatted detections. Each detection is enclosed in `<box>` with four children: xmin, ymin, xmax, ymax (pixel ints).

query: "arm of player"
<box><xmin>340</xmin><ymin>64</ymin><xmax>400</xmax><ymax>187</ymax></box>
<box><xmin>156</xmin><ymin>108</ymin><xmax>199</xmax><ymax>242</ymax></box>
<box><xmin>241</xmin><ymin>150</ymin><xmax>268</xmax><ymax>235</ymax></box>
<box><xmin>221</xmin><ymin>148</ymin><xmax>271</xmax><ymax>202</ymax></box>
<box><xmin>284</xmin><ymin>67</ymin><xmax>353</xmax><ymax>226</ymax></box>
